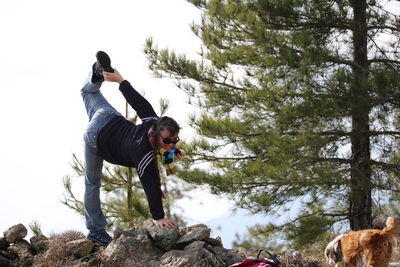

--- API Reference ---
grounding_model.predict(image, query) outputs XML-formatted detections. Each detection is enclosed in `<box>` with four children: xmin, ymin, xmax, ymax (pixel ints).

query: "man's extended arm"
<box><xmin>103</xmin><ymin>69</ymin><xmax>158</xmax><ymax>120</ymax></box>
<box><xmin>140</xmin><ymin>162</ymin><xmax>177</xmax><ymax>228</ymax></box>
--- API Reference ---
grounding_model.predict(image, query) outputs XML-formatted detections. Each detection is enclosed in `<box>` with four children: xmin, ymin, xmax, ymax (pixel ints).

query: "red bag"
<box><xmin>229</xmin><ymin>250</ymin><xmax>282</xmax><ymax>267</ymax></box>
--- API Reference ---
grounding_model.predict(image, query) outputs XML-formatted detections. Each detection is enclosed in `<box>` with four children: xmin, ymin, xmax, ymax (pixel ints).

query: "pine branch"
<box><xmin>367</xmin><ymin>25</ymin><xmax>400</xmax><ymax>32</ymax></box>
<box><xmin>318</xmin><ymin>131</ymin><xmax>350</xmax><ymax>137</ymax></box>
<box><xmin>280</xmin><ymin>210</ymin><xmax>347</xmax><ymax>227</ymax></box>
<box><xmin>327</xmin><ymin>56</ymin><xmax>358</xmax><ymax>67</ymax></box>
<box><xmin>320</xmin><ymin>212</ymin><xmax>350</xmax><ymax>218</ymax></box>
<box><xmin>369</xmin><ymin>160</ymin><xmax>400</xmax><ymax>169</ymax></box>
<box><xmin>368</xmin><ymin>58</ymin><xmax>400</xmax><ymax>65</ymax></box>
<box><xmin>371</xmin><ymin>182</ymin><xmax>400</xmax><ymax>192</ymax></box>
<box><xmin>314</xmin><ymin>157</ymin><xmax>352</xmax><ymax>164</ymax></box>
<box><xmin>369</xmin><ymin>131</ymin><xmax>400</xmax><ymax>136</ymax></box>
<box><xmin>200</xmin><ymin>77</ymin><xmax>248</xmax><ymax>91</ymax></box>
<box><xmin>150</xmin><ymin>49</ymin><xmax>248</xmax><ymax>92</ymax></box>
<box><xmin>192</xmin><ymin>154</ymin><xmax>257</xmax><ymax>161</ymax></box>
<box><xmin>286</xmin><ymin>130</ymin><xmax>400</xmax><ymax>137</ymax></box>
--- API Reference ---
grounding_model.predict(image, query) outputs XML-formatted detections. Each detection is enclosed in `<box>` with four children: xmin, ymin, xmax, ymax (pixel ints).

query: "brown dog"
<box><xmin>325</xmin><ymin>217</ymin><xmax>400</xmax><ymax>267</ymax></box>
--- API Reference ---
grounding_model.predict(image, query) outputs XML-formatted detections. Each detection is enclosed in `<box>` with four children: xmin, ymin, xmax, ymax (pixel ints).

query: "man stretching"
<box><xmin>80</xmin><ymin>51</ymin><xmax>182</xmax><ymax>246</ymax></box>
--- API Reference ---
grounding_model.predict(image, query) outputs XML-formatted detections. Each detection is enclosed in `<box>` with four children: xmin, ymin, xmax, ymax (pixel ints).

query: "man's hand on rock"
<box><xmin>156</xmin><ymin>218</ymin><xmax>177</xmax><ymax>229</ymax></box>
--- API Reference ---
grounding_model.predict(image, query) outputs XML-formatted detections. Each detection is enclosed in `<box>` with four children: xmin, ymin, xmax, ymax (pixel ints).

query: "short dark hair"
<box><xmin>154</xmin><ymin>116</ymin><xmax>180</xmax><ymax>136</ymax></box>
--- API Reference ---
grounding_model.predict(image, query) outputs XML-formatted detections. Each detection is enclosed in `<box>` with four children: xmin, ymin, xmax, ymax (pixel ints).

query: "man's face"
<box><xmin>156</xmin><ymin>129</ymin><xmax>179</xmax><ymax>151</ymax></box>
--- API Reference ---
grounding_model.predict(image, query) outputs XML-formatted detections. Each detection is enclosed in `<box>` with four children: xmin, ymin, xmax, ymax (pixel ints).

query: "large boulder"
<box><xmin>0</xmin><ymin>237</ymin><xmax>9</xmax><ymax>250</ymax></box>
<box><xmin>7</xmin><ymin>239</ymin><xmax>34</xmax><ymax>264</ymax></box>
<box><xmin>3</xmin><ymin>224</ymin><xmax>27</xmax><ymax>244</ymax></box>
<box><xmin>100</xmin><ymin>228</ymin><xmax>163</xmax><ymax>266</ymax></box>
<box><xmin>0</xmin><ymin>250</ymin><xmax>17</xmax><ymax>267</ymax></box>
<box><xmin>208</xmin><ymin>245</ymin><xmax>246</xmax><ymax>266</ymax></box>
<box><xmin>0</xmin><ymin>250</ymin><xmax>17</xmax><ymax>261</ymax></box>
<box><xmin>144</xmin><ymin>220</ymin><xmax>180</xmax><ymax>251</ymax></box>
<box><xmin>204</xmin><ymin>236</ymin><xmax>223</xmax><ymax>247</ymax></box>
<box><xmin>0</xmin><ymin>253</ymin><xmax>10</xmax><ymax>267</ymax></box>
<box><xmin>30</xmin><ymin>234</ymin><xmax>49</xmax><ymax>254</ymax></box>
<box><xmin>160</xmin><ymin>240</ymin><xmax>225</xmax><ymax>267</ymax></box>
<box><xmin>175</xmin><ymin>224</ymin><xmax>211</xmax><ymax>248</ymax></box>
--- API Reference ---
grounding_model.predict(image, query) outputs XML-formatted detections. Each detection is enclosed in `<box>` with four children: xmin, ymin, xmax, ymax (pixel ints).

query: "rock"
<box><xmin>0</xmin><ymin>253</ymin><xmax>10</xmax><ymax>267</ymax></box>
<box><xmin>293</xmin><ymin>250</ymin><xmax>302</xmax><ymax>259</ymax></box>
<box><xmin>179</xmin><ymin>223</ymin><xmax>209</xmax><ymax>235</ymax></box>
<box><xmin>0</xmin><ymin>238</ymin><xmax>9</xmax><ymax>250</ymax></box>
<box><xmin>208</xmin><ymin>246</ymin><xmax>246</xmax><ymax>266</ymax></box>
<box><xmin>175</xmin><ymin>224</ymin><xmax>211</xmax><ymax>248</ymax></box>
<box><xmin>113</xmin><ymin>227</ymin><xmax>126</xmax><ymax>240</ymax></box>
<box><xmin>0</xmin><ymin>250</ymin><xmax>17</xmax><ymax>261</ymax></box>
<box><xmin>92</xmin><ymin>244</ymin><xmax>106</xmax><ymax>254</ymax></box>
<box><xmin>99</xmin><ymin>231</ymin><xmax>163</xmax><ymax>266</ymax></box>
<box><xmin>7</xmin><ymin>239</ymin><xmax>33</xmax><ymax>262</ymax></box>
<box><xmin>86</xmin><ymin>256</ymin><xmax>102</xmax><ymax>267</ymax></box>
<box><xmin>160</xmin><ymin>240</ymin><xmax>225</xmax><ymax>267</ymax></box>
<box><xmin>66</xmin><ymin>238</ymin><xmax>95</xmax><ymax>258</ymax></box>
<box><xmin>2</xmin><ymin>222</ymin><xmax>247</xmax><ymax>267</ymax></box>
<box><xmin>30</xmin><ymin>234</ymin><xmax>49</xmax><ymax>254</ymax></box>
<box><xmin>159</xmin><ymin>250</ymin><xmax>193</xmax><ymax>266</ymax></box>
<box><xmin>144</xmin><ymin>220</ymin><xmax>180</xmax><ymax>251</ymax></box>
<box><xmin>113</xmin><ymin>227</ymin><xmax>145</xmax><ymax>240</ymax></box>
<box><xmin>143</xmin><ymin>219</ymin><xmax>156</xmax><ymax>229</ymax></box>
<box><xmin>184</xmin><ymin>240</ymin><xmax>207</xmax><ymax>250</ymax></box>
<box><xmin>3</xmin><ymin>224</ymin><xmax>27</xmax><ymax>244</ymax></box>
<box><xmin>204</xmin><ymin>236</ymin><xmax>223</xmax><ymax>247</ymax></box>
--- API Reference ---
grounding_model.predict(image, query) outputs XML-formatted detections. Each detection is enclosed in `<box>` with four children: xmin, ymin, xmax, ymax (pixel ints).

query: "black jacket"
<box><xmin>97</xmin><ymin>80</ymin><xmax>164</xmax><ymax>220</ymax></box>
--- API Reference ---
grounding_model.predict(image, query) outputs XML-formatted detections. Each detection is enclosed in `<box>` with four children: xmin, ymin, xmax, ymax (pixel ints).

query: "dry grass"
<box><xmin>26</xmin><ymin>231</ymin><xmax>85</xmax><ymax>267</ymax></box>
<box><xmin>277</xmin><ymin>251</ymin><xmax>328</xmax><ymax>267</ymax></box>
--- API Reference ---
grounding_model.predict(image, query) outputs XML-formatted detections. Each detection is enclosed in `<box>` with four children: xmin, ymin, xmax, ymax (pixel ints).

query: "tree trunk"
<box><xmin>349</xmin><ymin>0</ymin><xmax>372</xmax><ymax>230</ymax></box>
<box><xmin>127</xmin><ymin>167</ymin><xmax>134</xmax><ymax>227</ymax></box>
<box><xmin>126</xmin><ymin>102</ymin><xmax>135</xmax><ymax>228</ymax></box>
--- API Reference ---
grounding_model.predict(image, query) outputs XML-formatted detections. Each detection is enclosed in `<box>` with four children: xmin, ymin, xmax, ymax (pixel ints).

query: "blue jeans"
<box><xmin>81</xmin><ymin>71</ymin><xmax>122</xmax><ymax>232</ymax></box>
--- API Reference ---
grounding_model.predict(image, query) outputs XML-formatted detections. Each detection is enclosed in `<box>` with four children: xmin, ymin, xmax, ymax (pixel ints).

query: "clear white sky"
<box><xmin>0</xmin><ymin>0</ymin><xmax>267</xmax><ymax>247</ymax></box>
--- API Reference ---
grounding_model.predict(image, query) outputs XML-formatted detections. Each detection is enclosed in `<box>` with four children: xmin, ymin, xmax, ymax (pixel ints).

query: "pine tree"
<box><xmin>144</xmin><ymin>0</ymin><xmax>400</xmax><ymax>248</ymax></box>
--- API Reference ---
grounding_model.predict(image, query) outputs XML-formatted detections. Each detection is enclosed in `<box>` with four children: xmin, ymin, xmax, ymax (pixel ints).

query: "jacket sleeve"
<box><xmin>136</xmin><ymin>151</ymin><xmax>165</xmax><ymax>220</ymax></box>
<box><xmin>119</xmin><ymin>80</ymin><xmax>158</xmax><ymax>121</ymax></box>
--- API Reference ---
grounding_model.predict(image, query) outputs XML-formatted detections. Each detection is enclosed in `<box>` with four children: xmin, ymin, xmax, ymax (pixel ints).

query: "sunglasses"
<box><xmin>162</xmin><ymin>136</ymin><xmax>180</xmax><ymax>145</ymax></box>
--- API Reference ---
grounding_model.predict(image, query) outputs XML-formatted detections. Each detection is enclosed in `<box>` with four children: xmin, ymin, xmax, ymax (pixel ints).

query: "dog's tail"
<box><xmin>325</xmin><ymin>234</ymin><xmax>344</xmax><ymax>266</ymax></box>
<box><xmin>383</xmin><ymin>217</ymin><xmax>400</xmax><ymax>246</ymax></box>
<box><xmin>383</xmin><ymin>217</ymin><xmax>400</xmax><ymax>233</ymax></box>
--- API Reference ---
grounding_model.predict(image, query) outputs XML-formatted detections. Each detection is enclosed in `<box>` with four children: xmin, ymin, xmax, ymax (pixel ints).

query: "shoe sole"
<box><xmin>96</xmin><ymin>51</ymin><xmax>114</xmax><ymax>73</ymax></box>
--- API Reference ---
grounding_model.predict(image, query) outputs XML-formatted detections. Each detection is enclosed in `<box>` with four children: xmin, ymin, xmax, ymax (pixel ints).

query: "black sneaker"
<box><xmin>91</xmin><ymin>62</ymin><xmax>103</xmax><ymax>83</ymax></box>
<box><xmin>87</xmin><ymin>229</ymin><xmax>113</xmax><ymax>246</ymax></box>
<box><xmin>96</xmin><ymin>51</ymin><xmax>114</xmax><ymax>73</ymax></box>
<box><xmin>91</xmin><ymin>51</ymin><xmax>114</xmax><ymax>83</ymax></box>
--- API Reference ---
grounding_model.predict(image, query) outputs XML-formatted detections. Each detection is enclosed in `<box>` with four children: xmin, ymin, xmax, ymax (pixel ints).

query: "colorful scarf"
<box><xmin>158</xmin><ymin>147</ymin><xmax>179</xmax><ymax>176</ymax></box>
<box><xmin>148</xmin><ymin>128</ymin><xmax>180</xmax><ymax>176</ymax></box>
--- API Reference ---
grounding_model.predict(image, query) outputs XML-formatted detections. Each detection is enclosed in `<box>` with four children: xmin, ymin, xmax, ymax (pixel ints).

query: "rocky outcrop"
<box><xmin>4</xmin><ymin>224</ymin><xmax>27</xmax><ymax>244</ymax></box>
<box><xmin>1</xmin><ymin>221</ymin><xmax>245</xmax><ymax>267</ymax></box>
<box><xmin>143</xmin><ymin>219</ymin><xmax>180</xmax><ymax>251</ymax></box>
<box><xmin>1</xmin><ymin>223</ymin><xmax>40</xmax><ymax>267</ymax></box>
